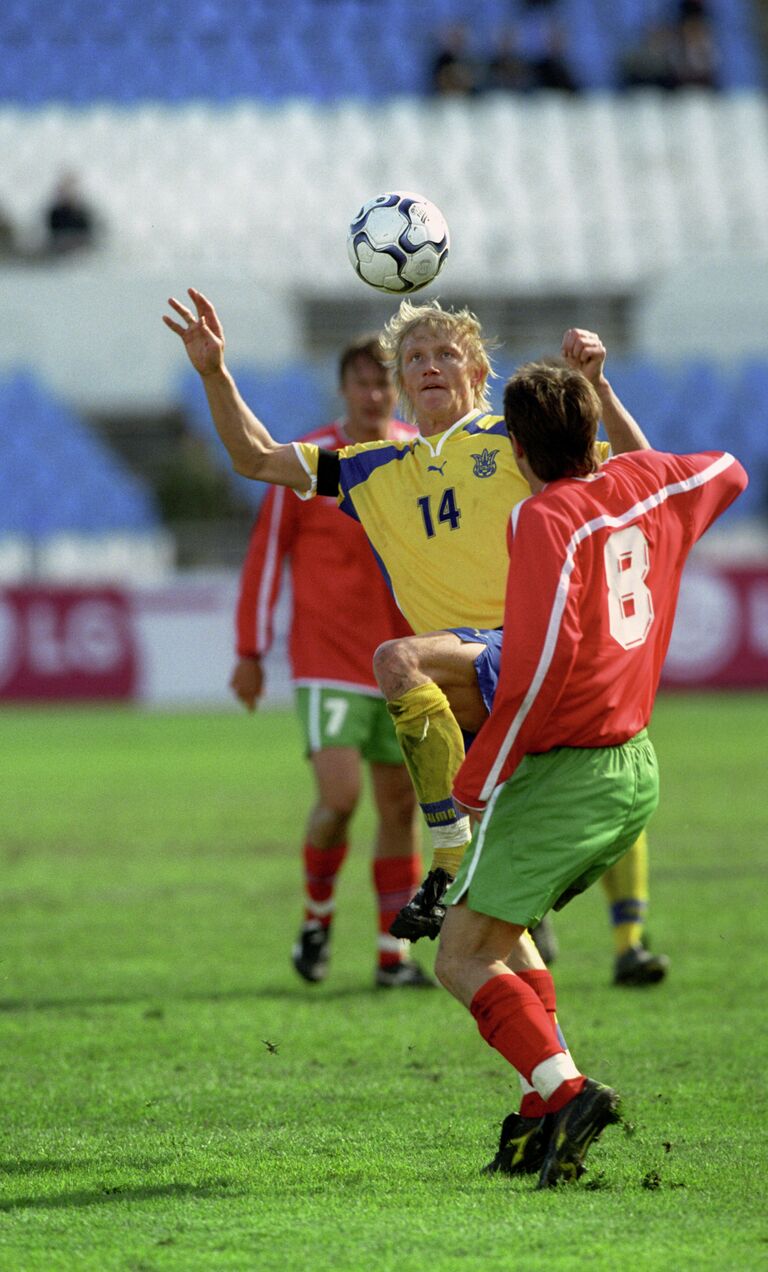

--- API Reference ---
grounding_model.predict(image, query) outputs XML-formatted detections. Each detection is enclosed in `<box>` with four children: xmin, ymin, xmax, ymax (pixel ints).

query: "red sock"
<box><xmin>517</xmin><ymin>968</ymin><xmax>557</xmax><ymax>1014</ymax></box>
<box><xmin>545</xmin><ymin>1076</ymin><xmax>586</xmax><ymax>1113</ymax></box>
<box><xmin>303</xmin><ymin>842</ymin><xmax>348</xmax><ymax>927</ymax></box>
<box><xmin>516</xmin><ymin>969</ymin><xmax>561</xmax><ymax>1116</ymax></box>
<box><xmin>470</xmin><ymin>973</ymin><xmax>565</xmax><ymax>1082</ymax></box>
<box><xmin>373</xmin><ymin>853</ymin><xmax>422</xmax><ymax>968</ymax></box>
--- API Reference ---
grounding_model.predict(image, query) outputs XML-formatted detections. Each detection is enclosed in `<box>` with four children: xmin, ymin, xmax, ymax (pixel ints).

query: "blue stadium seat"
<box><xmin>0</xmin><ymin>372</ymin><xmax>160</xmax><ymax>538</ymax></box>
<box><xmin>177</xmin><ymin>360</ymin><xmax>331</xmax><ymax>511</ymax></box>
<box><xmin>0</xmin><ymin>0</ymin><xmax>759</xmax><ymax>103</ymax></box>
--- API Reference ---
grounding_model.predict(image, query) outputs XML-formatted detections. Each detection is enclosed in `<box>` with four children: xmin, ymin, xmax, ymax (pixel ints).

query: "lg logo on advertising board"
<box><xmin>0</xmin><ymin>588</ymin><xmax>137</xmax><ymax>700</ymax></box>
<box><xmin>662</xmin><ymin>566</ymin><xmax>768</xmax><ymax>688</ymax></box>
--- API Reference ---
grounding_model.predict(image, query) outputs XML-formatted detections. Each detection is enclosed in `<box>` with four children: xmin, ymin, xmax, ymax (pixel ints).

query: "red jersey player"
<box><xmin>231</xmin><ymin>336</ymin><xmax>433</xmax><ymax>989</ymax></box>
<box><xmin>435</xmin><ymin>358</ymin><xmax>747</xmax><ymax>1188</ymax></box>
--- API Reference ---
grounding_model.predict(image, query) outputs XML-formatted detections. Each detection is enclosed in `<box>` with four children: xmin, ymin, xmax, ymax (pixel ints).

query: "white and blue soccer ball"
<box><xmin>347</xmin><ymin>191</ymin><xmax>450</xmax><ymax>293</ymax></box>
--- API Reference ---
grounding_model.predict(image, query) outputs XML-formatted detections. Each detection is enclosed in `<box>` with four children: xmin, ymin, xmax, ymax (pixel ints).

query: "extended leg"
<box><xmin>373</xmin><ymin>631</ymin><xmax>486</xmax><ymax>941</ymax></box>
<box><xmin>436</xmin><ymin>903</ymin><xmax>620</xmax><ymax>1188</ymax></box>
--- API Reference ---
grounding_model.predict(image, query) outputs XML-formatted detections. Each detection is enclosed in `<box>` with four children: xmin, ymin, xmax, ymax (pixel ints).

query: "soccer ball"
<box><xmin>347</xmin><ymin>191</ymin><xmax>450</xmax><ymax>294</ymax></box>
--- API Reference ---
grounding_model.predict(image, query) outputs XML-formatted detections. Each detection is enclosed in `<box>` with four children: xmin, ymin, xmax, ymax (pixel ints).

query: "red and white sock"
<box><xmin>515</xmin><ymin>968</ymin><xmax>574</xmax><ymax>1117</ymax></box>
<box><xmin>302</xmin><ymin>842</ymin><xmax>348</xmax><ymax>928</ymax></box>
<box><xmin>470</xmin><ymin>973</ymin><xmax>585</xmax><ymax>1113</ymax></box>
<box><xmin>373</xmin><ymin>853</ymin><xmax>422</xmax><ymax>968</ymax></box>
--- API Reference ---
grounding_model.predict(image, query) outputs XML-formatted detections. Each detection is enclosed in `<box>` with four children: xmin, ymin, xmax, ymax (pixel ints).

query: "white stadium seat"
<box><xmin>1</xmin><ymin>94</ymin><xmax>766</xmax><ymax>292</ymax></box>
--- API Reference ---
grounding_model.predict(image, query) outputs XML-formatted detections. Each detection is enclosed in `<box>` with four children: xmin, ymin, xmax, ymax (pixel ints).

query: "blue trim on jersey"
<box><xmin>337</xmin><ymin>443</ymin><xmax>413</xmax><ymax>519</ymax></box>
<box><xmin>367</xmin><ymin>540</ymin><xmax>397</xmax><ymax>601</ymax></box>
<box><xmin>341</xmin><ymin>444</ymin><xmax>413</xmax><ymax>492</ymax></box>
<box><xmin>463</xmin><ymin>415</ymin><xmax>508</xmax><ymax>437</ymax></box>
<box><xmin>338</xmin><ymin>489</ymin><xmax>361</xmax><ymax>520</ymax></box>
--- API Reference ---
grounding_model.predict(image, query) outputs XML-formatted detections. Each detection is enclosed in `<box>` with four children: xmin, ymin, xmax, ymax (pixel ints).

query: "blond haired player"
<box><xmin>163</xmin><ymin>288</ymin><xmax>666</xmax><ymax>987</ymax></box>
<box><xmin>232</xmin><ymin>336</ymin><xmax>431</xmax><ymax>989</ymax></box>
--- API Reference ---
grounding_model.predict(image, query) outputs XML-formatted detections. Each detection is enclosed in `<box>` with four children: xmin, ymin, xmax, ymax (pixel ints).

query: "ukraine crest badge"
<box><xmin>471</xmin><ymin>448</ymin><xmax>499</xmax><ymax>478</ymax></box>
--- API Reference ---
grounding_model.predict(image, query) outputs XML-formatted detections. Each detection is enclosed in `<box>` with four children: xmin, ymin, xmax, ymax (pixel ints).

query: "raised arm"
<box><xmin>561</xmin><ymin>327</ymin><xmax>650</xmax><ymax>454</ymax></box>
<box><xmin>163</xmin><ymin>288</ymin><xmax>311</xmax><ymax>490</ymax></box>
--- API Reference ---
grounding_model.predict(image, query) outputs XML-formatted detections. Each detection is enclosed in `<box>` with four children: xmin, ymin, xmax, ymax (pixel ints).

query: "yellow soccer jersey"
<box><xmin>294</xmin><ymin>409</ymin><xmax>530</xmax><ymax>634</ymax></box>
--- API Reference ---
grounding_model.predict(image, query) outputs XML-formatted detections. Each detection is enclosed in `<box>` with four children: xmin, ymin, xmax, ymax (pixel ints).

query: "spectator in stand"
<box><xmin>430</xmin><ymin>23</ymin><xmax>483</xmax><ymax>97</ymax></box>
<box><xmin>526</xmin><ymin>22</ymin><xmax>578</xmax><ymax>92</ymax></box>
<box><xmin>230</xmin><ymin>336</ymin><xmax>432</xmax><ymax>990</ymax></box>
<box><xmin>620</xmin><ymin>2</ymin><xmax>719</xmax><ymax>92</ymax></box>
<box><xmin>619</xmin><ymin>22</ymin><xmax>680</xmax><ymax>91</ymax></box>
<box><xmin>516</xmin><ymin>0</ymin><xmax>578</xmax><ymax>92</ymax></box>
<box><xmin>44</xmin><ymin>171</ymin><xmax>97</xmax><ymax>255</ymax></box>
<box><xmin>674</xmin><ymin>7</ymin><xmax>719</xmax><ymax>89</ymax></box>
<box><xmin>484</xmin><ymin>28</ymin><xmax>532</xmax><ymax>94</ymax></box>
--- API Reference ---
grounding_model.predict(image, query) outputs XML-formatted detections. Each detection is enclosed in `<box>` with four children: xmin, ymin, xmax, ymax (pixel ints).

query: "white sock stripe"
<box><xmin>531</xmin><ymin>1053</ymin><xmax>582</xmax><ymax>1102</ymax></box>
<box><xmin>429</xmin><ymin>816</ymin><xmax>471</xmax><ymax>850</ymax></box>
<box><xmin>378</xmin><ymin>933</ymin><xmax>409</xmax><ymax>955</ymax></box>
<box><xmin>305</xmin><ymin>897</ymin><xmax>335</xmax><ymax>918</ymax></box>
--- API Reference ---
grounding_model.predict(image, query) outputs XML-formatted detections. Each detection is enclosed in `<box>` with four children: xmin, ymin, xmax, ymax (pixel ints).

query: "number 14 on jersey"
<box><xmin>417</xmin><ymin>488</ymin><xmax>461</xmax><ymax>538</ymax></box>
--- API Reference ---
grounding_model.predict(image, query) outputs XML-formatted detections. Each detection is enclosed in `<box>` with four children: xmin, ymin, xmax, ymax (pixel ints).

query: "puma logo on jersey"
<box><xmin>471</xmin><ymin>448</ymin><xmax>499</xmax><ymax>478</ymax></box>
<box><xmin>427</xmin><ymin>461</ymin><xmax>447</xmax><ymax>475</ymax></box>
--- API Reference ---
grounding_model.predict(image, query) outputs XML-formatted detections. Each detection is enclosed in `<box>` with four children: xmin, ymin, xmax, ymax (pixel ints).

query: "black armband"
<box><xmin>316</xmin><ymin>448</ymin><xmax>341</xmax><ymax>497</ymax></box>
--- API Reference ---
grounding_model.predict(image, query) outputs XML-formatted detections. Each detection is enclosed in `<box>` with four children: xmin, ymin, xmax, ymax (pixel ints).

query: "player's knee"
<box><xmin>308</xmin><ymin>801</ymin><xmax>355</xmax><ymax>845</ymax></box>
<box><xmin>373</xmin><ymin>638</ymin><xmax>416</xmax><ymax>698</ymax></box>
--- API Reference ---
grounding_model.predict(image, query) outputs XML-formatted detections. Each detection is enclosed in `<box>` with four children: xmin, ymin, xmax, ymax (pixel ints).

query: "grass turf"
<box><xmin>1</xmin><ymin>696</ymin><xmax>767</xmax><ymax>1271</ymax></box>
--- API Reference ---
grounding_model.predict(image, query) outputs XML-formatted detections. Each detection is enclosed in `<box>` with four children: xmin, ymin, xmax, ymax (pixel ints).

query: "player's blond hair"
<box><xmin>380</xmin><ymin>298</ymin><xmax>495</xmax><ymax>421</ymax></box>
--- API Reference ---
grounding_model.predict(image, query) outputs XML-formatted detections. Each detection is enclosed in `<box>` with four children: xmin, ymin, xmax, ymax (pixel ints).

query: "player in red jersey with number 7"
<box><xmin>435</xmin><ymin>359</ymin><xmax>747</xmax><ymax>1188</ymax></box>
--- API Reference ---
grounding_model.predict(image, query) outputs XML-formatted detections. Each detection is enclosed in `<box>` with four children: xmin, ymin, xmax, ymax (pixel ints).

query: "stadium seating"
<box><xmin>0</xmin><ymin>371</ymin><xmax>170</xmax><ymax>578</ymax></box>
<box><xmin>0</xmin><ymin>372</ymin><xmax>159</xmax><ymax>537</ymax></box>
<box><xmin>0</xmin><ymin>0</ymin><xmax>760</xmax><ymax>104</ymax></box>
<box><xmin>0</xmin><ymin>1</ymin><xmax>763</xmax><ymax>563</ymax></box>
<box><xmin>6</xmin><ymin>90</ymin><xmax>768</xmax><ymax>290</ymax></box>
<box><xmin>178</xmin><ymin>362</ymin><xmax>334</xmax><ymax>510</ymax></box>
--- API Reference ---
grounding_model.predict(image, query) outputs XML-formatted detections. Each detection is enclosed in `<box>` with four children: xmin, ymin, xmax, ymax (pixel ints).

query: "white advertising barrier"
<box><xmin>131</xmin><ymin>576</ymin><xmax>292</xmax><ymax>707</ymax></box>
<box><xmin>0</xmin><ymin>576</ymin><xmax>292</xmax><ymax>707</ymax></box>
<box><xmin>1</xmin><ymin>565</ymin><xmax>767</xmax><ymax>705</ymax></box>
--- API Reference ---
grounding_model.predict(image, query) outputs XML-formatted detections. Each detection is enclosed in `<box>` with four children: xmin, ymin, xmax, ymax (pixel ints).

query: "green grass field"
<box><xmin>1</xmin><ymin>695</ymin><xmax>767</xmax><ymax>1271</ymax></box>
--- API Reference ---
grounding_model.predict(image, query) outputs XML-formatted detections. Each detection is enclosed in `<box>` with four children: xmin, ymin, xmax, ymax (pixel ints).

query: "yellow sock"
<box><xmin>431</xmin><ymin>844</ymin><xmax>468</xmax><ymax>876</ymax></box>
<box><xmin>387</xmin><ymin>682</ymin><xmax>470</xmax><ymax>876</ymax></box>
<box><xmin>601</xmin><ymin>832</ymin><xmax>649</xmax><ymax>954</ymax></box>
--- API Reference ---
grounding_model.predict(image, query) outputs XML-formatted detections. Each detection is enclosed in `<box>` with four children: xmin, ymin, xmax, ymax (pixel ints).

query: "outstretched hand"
<box><xmin>163</xmin><ymin>287</ymin><xmax>225</xmax><ymax>377</ymax></box>
<box><xmin>561</xmin><ymin>328</ymin><xmax>606</xmax><ymax>387</ymax></box>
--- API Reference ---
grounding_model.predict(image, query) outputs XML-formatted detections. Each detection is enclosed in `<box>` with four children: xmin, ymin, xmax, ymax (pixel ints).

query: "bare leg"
<box><xmin>368</xmin><ymin>760</ymin><xmax>421</xmax><ymax>860</ymax></box>
<box><xmin>435</xmin><ymin>901</ymin><xmax>531</xmax><ymax>1006</ymax></box>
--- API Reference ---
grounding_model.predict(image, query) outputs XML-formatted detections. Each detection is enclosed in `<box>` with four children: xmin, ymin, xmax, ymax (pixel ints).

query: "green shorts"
<box><xmin>295</xmin><ymin>684</ymin><xmax>403</xmax><ymax>765</ymax></box>
<box><xmin>447</xmin><ymin>730</ymin><xmax>659</xmax><ymax>928</ymax></box>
